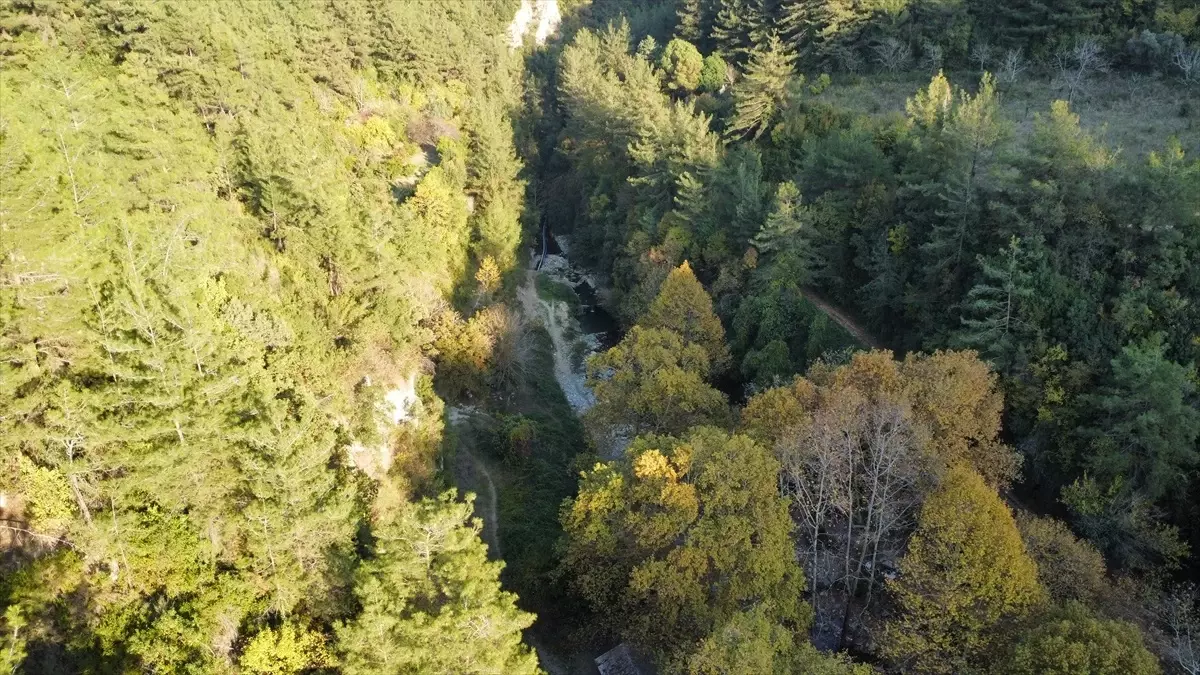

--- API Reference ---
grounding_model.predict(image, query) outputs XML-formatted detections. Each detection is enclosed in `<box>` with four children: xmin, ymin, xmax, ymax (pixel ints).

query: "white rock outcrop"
<box><xmin>508</xmin><ymin>0</ymin><xmax>561</xmax><ymax>50</ymax></box>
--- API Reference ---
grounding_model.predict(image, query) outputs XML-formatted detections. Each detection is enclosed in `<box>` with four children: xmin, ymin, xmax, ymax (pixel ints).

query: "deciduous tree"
<box><xmin>884</xmin><ymin>464</ymin><xmax>1044</xmax><ymax>674</ymax></box>
<box><xmin>560</xmin><ymin>428</ymin><xmax>808</xmax><ymax>663</ymax></box>
<box><xmin>1004</xmin><ymin>602</ymin><xmax>1160</xmax><ymax>675</ymax></box>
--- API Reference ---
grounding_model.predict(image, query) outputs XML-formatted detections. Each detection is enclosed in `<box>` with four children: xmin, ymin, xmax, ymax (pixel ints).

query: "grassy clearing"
<box><xmin>818</xmin><ymin>70</ymin><xmax>1200</xmax><ymax>160</ymax></box>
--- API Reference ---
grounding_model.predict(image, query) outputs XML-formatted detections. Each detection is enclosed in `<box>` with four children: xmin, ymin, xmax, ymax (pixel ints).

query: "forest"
<box><xmin>1</xmin><ymin>0</ymin><xmax>1199</xmax><ymax>674</ymax></box>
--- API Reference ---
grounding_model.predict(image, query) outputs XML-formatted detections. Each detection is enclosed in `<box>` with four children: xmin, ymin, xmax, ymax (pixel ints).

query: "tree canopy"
<box><xmin>560</xmin><ymin>428</ymin><xmax>808</xmax><ymax>664</ymax></box>
<box><xmin>884</xmin><ymin>464</ymin><xmax>1045</xmax><ymax>673</ymax></box>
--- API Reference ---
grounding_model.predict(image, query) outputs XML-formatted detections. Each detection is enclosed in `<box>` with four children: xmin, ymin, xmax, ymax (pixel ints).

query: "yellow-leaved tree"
<box><xmin>586</xmin><ymin>326</ymin><xmax>728</xmax><ymax>437</ymax></box>
<box><xmin>641</xmin><ymin>262</ymin><xmax>732</xmax><ymax>374</ymax></box>
<box><xmin>884</xmin><ymin>464</ymin><xmax>1045</xmax><ymax>673</ymax></box>
<box><xmin>560</xmin><ymin>427</ymin><xmax>807</xmax><ymax>666</ymax></box>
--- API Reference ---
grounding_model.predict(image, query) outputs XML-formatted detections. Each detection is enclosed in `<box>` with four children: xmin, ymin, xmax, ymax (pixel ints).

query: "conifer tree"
<box><xmin>338</xmin><ymin>491</ymin><xmax>539</xmax><ymax>675</ymax></box>
<box><xmin>752</xmin><ymin>181</ymin><xmax>811</xmax><ymax>262</ymax></box>
<box><xmin>1084</xmin><ymin>337</ymin><xmax>1200</xmax><ymax>504</ymax></box>
<box><xmin>676</xmin><ymin>0</ymin><xmax>704</xmax><ymax>43</ymax></box>
<box><xmin>712</xmin><ymin>0</ymin><xmax>752</xmax><ymax>58</ymax></box>
<box><xmin>957</xmin><ymin>236</ymin><xmax>1041</xmax><ymax>374</ymax></box>
<box><xmin>642</xmin><ymin>262</ymin><xmax>732</xmax><ymax>372</ymax></box>
<box><xmin>727</xmin><ymin>34</ymin><xmax>797</xmax><ymax>140</ymax></box>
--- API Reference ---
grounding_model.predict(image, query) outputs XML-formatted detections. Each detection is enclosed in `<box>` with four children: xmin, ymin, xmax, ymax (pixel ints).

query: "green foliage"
<box><xmin>1016</xmin><ymin>512</ymin><xmax>1113</xmax><ymax>609</ymax></box>
<box><xmin>1084</xmin><ymin>336</ymin><xmax>1200</xmax><ymax>505</ymax></box>
<box><xmin>240</xmin><ymin>624</ymin><xmax>333</xmax><ymax>675</ymax></box>
<box><xmin>711</xmin><ymin>0</ymin><xmax>774</xmax><ymax>60</ymax></box>
<box><xmin>676</xmin><ymin>0</ymin><xmax>705</xmax><ymax>44</ymax></box>
<box><xmin>1061</xmin><ymin>475</ymin><xmax>1190</xmax><ymax>572</ymax></box>
<box><xmin>727</xmin><ymin>34</ymin><xmax>798</xmax><ymax>140</ymax></box>
<box><xmin>560</xmin><ymin>427</ymin><xmax>808</xmax><ymax>664</ymax></box>
<box><xmin>956</xmin><ymin>236</ymin><xmax>1042</xmax><ymax>374</ymax></box>
<box><xmin>642</xmin><ymin>261</ymin><xmax>733</xmax><ymax>372</ymax></box>
<box><xmin>700</xmin><ymin>53</ymin><xmax>730</xmax><ymax>92</ymax></box>
<box><xmin>661</xmin><ymin>38</ymin><xmax>705</xmax><ymax>91</ymax></box>
<box><xmin>0</xmin><ymin>0</ymin><xmax>536</xmax><ymax>669</ymax></box>
<box><xmin>685</xmin><ymin>606</ymin><xmax>870</xmax><ymax>675</ymax></box>
<box><xmin>337</xmin><ymin>491</ymin><xmax>540</xmax><ymax>675</ymax></box>
<box><xmin>586</xmin><ymin>326</ymin><xmax>729</xmax><ymax>436</ymax></box>
<box><xmin>1003</xmin><ymin>602</ymin><xmax>1161</xmax><ymax>675</ymax></box>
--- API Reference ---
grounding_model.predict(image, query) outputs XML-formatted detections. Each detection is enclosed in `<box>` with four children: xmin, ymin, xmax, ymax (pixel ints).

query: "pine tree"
<box><xmin>779</xmin><ymin>0</ymin><xmax>872</xmax><ymax>67</ymax></box>
<box><xmin>727</xmin><ymin>34</ymin><xmax>797</xmax><ymax>140</ymax></box>
<box><xmin>337</xmin><ymin>491</ymin><xmax>539</xmax><ymax>675</ymax></box>
<box><xmin>752</xmin><ymin>181</ymin><xmax>810</xmax><ymax>259</ymax></box>
<box><xmin>1085</xmin><ymin>336</ymin><xmax>1200</xmax><ymax>504</ymax></box>
<box><xmin>907</xmin><ymin>73</ymin><xmax>1011</xmax><ymax>331</ymax></box>
<box><xmin>957</xmin><ymin>236</ymin><xmax>1041</xmax><ymax>374</ymax></box>
<box><xmin>712</xmin><ymin>0</ymin><xmax>751</xmax><ymax>58</ymax></box>
<box><xmin>676</xmin><ymin>0</ymin><xmax>704</xmax><ymax>43</ymax></box>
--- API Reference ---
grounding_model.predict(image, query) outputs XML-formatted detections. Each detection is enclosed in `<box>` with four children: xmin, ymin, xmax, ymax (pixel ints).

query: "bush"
<box><xmin>1123</xmin><ymin>30</ymin><xmax>1185</xmax><ymax>72</ymax></box>
<box><xmin>699</xmin><ymin>53</ymin><xmax>728</xmax><ymax>93</ymax></box>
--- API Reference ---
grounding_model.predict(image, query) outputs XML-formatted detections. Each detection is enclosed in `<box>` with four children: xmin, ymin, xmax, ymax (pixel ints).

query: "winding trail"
<box><xmin>801</xmin><ymin>287</ymin><xmax>882</xmax><ymax>349</ymax></box>
<box><xmin>468</xmin><ymin>452</ymin><xmax>501</xmax><ymax>559</ymax></box>
<box><xmin>449</xmin><ymin>406</ymin><xmax>502</xmax><ymax>559</ymax></box>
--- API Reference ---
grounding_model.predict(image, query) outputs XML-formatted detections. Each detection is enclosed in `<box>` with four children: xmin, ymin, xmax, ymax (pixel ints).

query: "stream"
<box><xmin>521</xmin><ymin>231</ymin><xmax>621</xmax><ymax>414</ymax></box>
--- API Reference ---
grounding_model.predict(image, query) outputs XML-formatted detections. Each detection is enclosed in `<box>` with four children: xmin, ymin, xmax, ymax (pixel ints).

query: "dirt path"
<box><xmin>801</xmin><ymin>287</ymin><xmax>882</xmax><ymax>350</ymax></box>
<box><xmin>468</xmin><ymin>453</ymin><xmax>501</xmax><ymax>559</ymax></box>
<box><xmin>449</xmin><ymin>407</ymin><xmax>502</xmax><ymax>559</ymax></box>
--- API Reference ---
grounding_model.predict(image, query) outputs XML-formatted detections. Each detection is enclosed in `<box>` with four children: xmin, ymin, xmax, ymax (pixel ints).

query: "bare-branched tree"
<box><xmin>778</xmin><ymin>397</ymin><xmax>857</xmax><ymax>629</ymax></box>
<box><xmin>1157</xmin><ymin>583</ymin><xmax>1200</xmax><ymax>675</ymax></box>
<box><xmin>971</xmin><ymin>41</ymin><xmax>993</xmax><ymax>72</ymax></box>
<box><xmin>835</xmin><ymin>401</ymin><xmax>931</xmax><ymax>649</ymax></box>
<box><xmin>1175</xmin><ymin>45</ymin><xmax>1200</xmax><ymax>84</ymax></box>
<box><xmin>998</xmin><ymin>48</ymin><xmax>1027</xmax><ymax>86</ymax></box>
<box><xmin>921</xmin><ymin>42</ymin><xmax>944</xmax><ymax>75</ymax></box>
<box><xmin>1055</xmin><ymin>37</ymin><xmax>1109</xmax><ymax>104</ymax></box>
<box><xmin>873</xmin><ymin>38</ymin><xmax>912</xmax><ymax>74</ymax></box>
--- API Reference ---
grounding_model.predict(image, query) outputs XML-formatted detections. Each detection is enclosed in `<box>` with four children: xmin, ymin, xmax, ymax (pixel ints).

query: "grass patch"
<box><xmin>536</xmin><ymin>274</ymin><xmax>581</xmax><ymax>311</ymax></box>
<box><xmin>819</xmin><ymin>69</ymin><xmax>1200</xmax><ymax>161</ymax></box>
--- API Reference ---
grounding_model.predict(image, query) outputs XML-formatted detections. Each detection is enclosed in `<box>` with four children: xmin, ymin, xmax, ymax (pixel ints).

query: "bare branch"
<box><xmin>873</xmin><ymin>38</ymin><xmax>912</xmax><ymax>74</ymax></box>
<box><xmin>971</xmin><ymin>41</ymin><xmax>993</xmax><ymax>72</ymax></box>
<box><xmin>1174</xmin><ymin>45</ymin><xmax>1200</xmax><ymax>84</ymax></box>
<box><xmin>998</xmin><ymin>49</ymin><xmax>1027</xmax><ymax>86</ymax></box>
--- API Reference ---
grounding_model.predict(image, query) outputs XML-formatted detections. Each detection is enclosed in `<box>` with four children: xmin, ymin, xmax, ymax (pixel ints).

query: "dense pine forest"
<box><xmin>2</xmin><ymin>0</ymin><xmax>1199</xmax><ymax>673</ymax></box>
